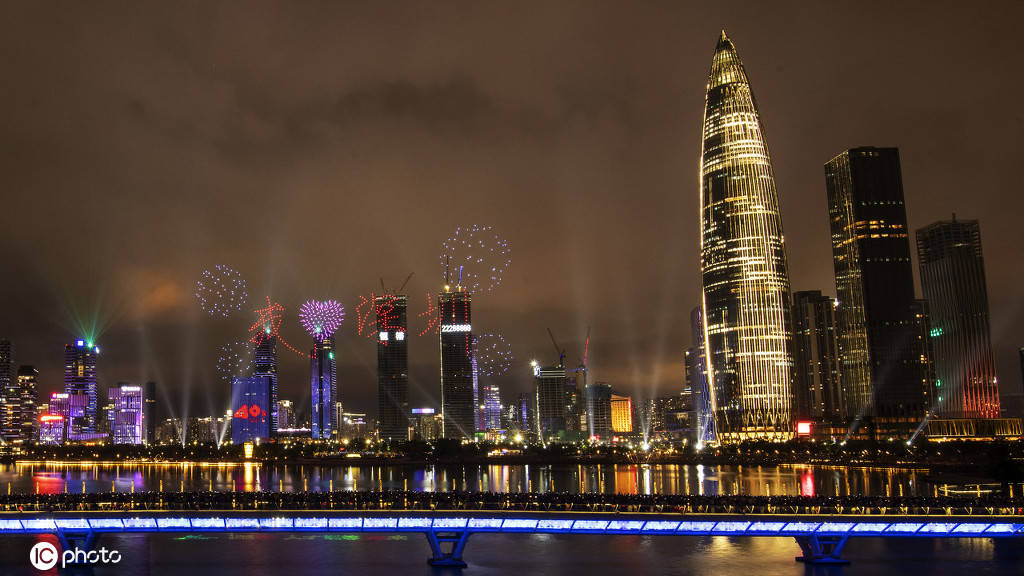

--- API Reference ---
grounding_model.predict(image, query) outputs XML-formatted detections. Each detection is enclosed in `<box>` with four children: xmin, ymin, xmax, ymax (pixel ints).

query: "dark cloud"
<box><xmin>1</xmin><ymin>1</ymin><xmax>1023</xmax><ymax>420</ymax></box>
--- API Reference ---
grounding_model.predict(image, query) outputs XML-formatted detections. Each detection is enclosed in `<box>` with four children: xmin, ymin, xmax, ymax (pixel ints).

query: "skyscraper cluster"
<box><xmin>693</xmin><ymin>32</ymin><xmax>1014</xmax><ymax>443</ymax></box>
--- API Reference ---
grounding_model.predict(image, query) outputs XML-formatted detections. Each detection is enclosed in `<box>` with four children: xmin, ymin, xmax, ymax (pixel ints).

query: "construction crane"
<box><xmin>547</xmin><ymin>328</ymin><xmax>566</xmax><ymax>368</ymax></box>
<box><xmin>380</xmin><ymin>272</ymin><xmax>415</xmax><ymax>295</ymax></box>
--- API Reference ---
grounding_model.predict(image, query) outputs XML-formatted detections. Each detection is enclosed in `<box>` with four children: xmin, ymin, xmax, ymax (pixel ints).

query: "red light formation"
<box><xmin>417</xmin><ymin>292</ymin><xmax>439</xmax><ymax>337</ymax></box>
<box><xmin>233</xmin><ymin>404</ymin><xmax>264</xmax><ymax>421</ymax></box>
<box><xmin>248</xmin><ymin>296</ymin><xmax>308</xmax><ymax>358</ymax></box>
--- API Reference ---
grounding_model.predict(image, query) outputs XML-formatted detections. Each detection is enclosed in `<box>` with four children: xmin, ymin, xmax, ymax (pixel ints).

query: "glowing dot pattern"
<box><xmin>195</xmin><ymin>265</ymin><xmax>248</xmax><ymax>317</ymax></box>
<box><xmin>473</xmin><ymin>332</ymin><xmax>513</xmax><ymax>376</ymax></box>
<box><xmin>439</xmin><ymin>225</ymin><xmax>511</xmax><ymax>294</ymax></box>
<box><xmin>417</xmin><ymin>292</ymin><xmax>439</xmax><ymax>337</ymax></box>
<box><xmin>217</xmin><ymin>340</ymin><xmax>253</xmax><ymax>383</ymax></box>
<box><xmin>298</xmin><ymin>299</ymin><xmax>346</xmax><ymax>341</ymax></box>
<box><xmin>248</xmin><ymin>297</ymin><xmax>308</xmax><ymax>358</ymax></box>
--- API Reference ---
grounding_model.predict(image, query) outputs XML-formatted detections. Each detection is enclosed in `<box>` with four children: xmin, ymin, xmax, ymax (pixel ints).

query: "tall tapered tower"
<box><xmin>699</xmin><ymin>31</ymin><xmax>794</xmax><ymax>442</ymax></box>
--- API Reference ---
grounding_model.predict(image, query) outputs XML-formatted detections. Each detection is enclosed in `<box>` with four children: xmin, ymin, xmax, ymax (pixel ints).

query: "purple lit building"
<box><xmin>232</xmin><ymin>375</ymin><xmax>271</xmax><ymax>444</ymax></box>
<box><xmin>108</xmin><ymin>384</ymin><xmax>144</xmax><ymax>445</ymax></box>
<box><xmin>64</xmin><ymin>339</ymin><xmax>99</xmax><ymax>435</ymax></box>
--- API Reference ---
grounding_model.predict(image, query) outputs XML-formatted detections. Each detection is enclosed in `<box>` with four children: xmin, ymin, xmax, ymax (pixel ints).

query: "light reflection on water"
<box><xmin>0</xmin><ymin>463</ymin><xmax>929</xmax><ymax>497</ymax></box>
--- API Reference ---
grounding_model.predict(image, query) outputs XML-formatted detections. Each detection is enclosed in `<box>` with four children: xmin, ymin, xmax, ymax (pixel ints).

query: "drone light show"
<box><xmin>216</xmin><ymin>340</ymin><xmax>253</xmax><ymax>383</ymax></box>
<box><xmin>439</xmin><ymin>225</ymin><xmax>511</xmax><ymax>294</ymax></box>
<box><xmin>298</xmin><ymin>299</ymin><xmax>346</xmax><ymax>340</ymax></box>
<box><xmin>248</xmin><ymin>297</ymin><xmax>308</xmax><ymax>357</ymax></box>
<box><xmin>473</xmin><ymin>332</ymin><xmax>513</xmax><ymax>376</ymax></box>
<box><xmin>195</xmin><ymin>265</ymin><xmax>249</xmax><ymax>317</ymax></box>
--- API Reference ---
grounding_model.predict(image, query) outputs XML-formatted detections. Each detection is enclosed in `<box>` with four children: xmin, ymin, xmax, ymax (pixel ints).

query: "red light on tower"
<box><xmin>796</xmin><ymin>421</ymin><xmax>812</xmax><ymax>436</ymax></box>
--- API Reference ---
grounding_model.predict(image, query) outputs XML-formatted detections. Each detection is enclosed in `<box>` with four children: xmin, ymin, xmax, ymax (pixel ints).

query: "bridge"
<box><xmin>2</xmin><ymin>510</ymin><xmax>1022</xmax><ymax>567</ymax></box>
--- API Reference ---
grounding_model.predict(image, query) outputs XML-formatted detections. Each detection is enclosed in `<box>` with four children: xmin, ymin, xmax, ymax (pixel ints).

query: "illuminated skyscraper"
<box><xmin>584</xmin><ymin>382</ymin><xmax>612</xmax><ymax>440</ymax></box>
<box><xmin>534</xmin><ymin>362</ymin><xmax>567</xmax><ymax>440</ymax></box>
<box><xmin>310</xmin><ymin>336</ymin><xmax>337</xmax><ymax>440</ymax></box>
<box><xmin>917</xmin><ymin>217</ymin><xmax>1000</xmax><ymax>418</ymax></box>
<box><xmin>64</xmin><ymin>339</ymin><xmax>99</xmax><ymax>435</ymax></box>
<box><xmin>253</xmin><ymin>335</ymin><xmax>279</xmax><ymax>434</ymax></box>
<box><xmin>108</xmin><ymin>384</ymin><xmax>143</xmax><ymax>445</ymax></box>
<box><xmin>17</xmin><ymin>366</ymin><xmax>38</xmax><ymax>442</ymax></box>
<box><xmin>699</xmin><ymin>31</ymin><xmax>794</xmax><ymax>441</ymax></box>
<box><xmin>826</xmin><ymin>147</ymin><xmax>930</xmax><ymax>435</ymax></box>
<box><xmin>0</xmin><ymin>340</ymin><xmax>17</xmax><ymax>441</ymax></box>
<box><xmin>376</xmin><ymin>294</ymin><xmax>409</xmax><ymax>441</ymax></box>
<box><xmin>791</xmin><ymin>291</ymin><xmax>844</xmax><ymax>424</ymax></box>
<box><xmin>231</xmin><ymin>375</ymin><xmax>271</xmax><ymax>444</ymax></box>
<box><xmin>439</xmin><ymin>289</ymin><xmax>474</xmax><ymax>439</ymax></box>
<box><xmin>610</xmin><ymin>392</ymin><xmax>633</xmax><ymax>433</ymax></box>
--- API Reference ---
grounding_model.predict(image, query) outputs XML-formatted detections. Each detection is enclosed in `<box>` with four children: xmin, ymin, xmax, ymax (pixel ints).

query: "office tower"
<box><xmin>376</xmin><ymin>294</ymin><xmax>409</xmax><ymax>441</ymax></box>
<box><xmin>917</xmin><ymin>217</ymin><xmax>1000</xmax><ymax>419</ymax></box>
<box><xmin>17</xmin><ymin>366</ymin><xmax>38</xmax><ymax>442</ymax></box>
<box><xmin>276</xmin><ymin>400</ymin><xmax>294</xmax><ymax>429</ymax></box>
<box><xmin>438</xmin><ymin>289</ymin><xmax>474</xmax><ymax>439</ymax></box>
<box><xmin>699</xmin><ymin>32</ymin><xmax>794</xmax><ymax>442</ymax></box>
<box><xmin>410</xmin><ymin>408</ymin><xmax>440</xmax><ymax>441</ymax></box>
<box><xmin>253</xmin><ymin>335</ymin><xmax>279</xmax><ymax>434</ymax></box>
<box><xmin>310</xmin><ymin>336</ymin><xmax>337</xmax><ymax>440</ymax></box>
<box><xmin>564</xmin><ymin>371</ymin><xmax>581</xmax><ymax>433</ymax></box>
<box><xmin>791</xmin><ymin>291</ymin><xmax>844</xmax><ymax>424</ymax></box>
<box><xmin>584</xmin><ymin>382</ymin><xmax>613</xmax><ymax>440</ymax></box>
<box><xmin>534</xmin><ymin>363</ymin><xmax>568</xmax><ymax>440</ymax></box>
<box><xmin>516</xmin><ymin>392</ymin><xmax>534</xmax><ymax>436</ymax></box>
<box><xmin>64</xmin><ymin>339</ymin><xmax>99</xmax><ymax>435</ymax></box>
<box><xmin>108</xmin><ymin>384</ymin><xmax>144</xmax><ymax>445</ymax></box>
<box><xmin>610</xmin><ymin>392</ymin><xmax>633</xmax><ymax>433</ymax></box>
<box><xmin>231</xmin><ymin>375</ymin><xmax>272</xmax><ymax>444</ymax></box>
<box><xmin>481</xmin><ymin>383</ymin><xmax>501</xmax><ymax>431</ymax></box>
<box><xmin>826</xmin><ymin>147</ymin><xmax>930</xmax><ymax>434</ymax></box>
<box><xmin>0</xmin><ymin>340</ymin><xmax>16</xmax><ymax>441</ymax></box>
<box><xmin>688</xmin><ymin>306</ymin><xmax>714</xmax><ymax>445</ymax></box>
<box><xmin>143</xmin><ymin>381</ymin><xmax>156</xmax><ymax>444</ymax></box>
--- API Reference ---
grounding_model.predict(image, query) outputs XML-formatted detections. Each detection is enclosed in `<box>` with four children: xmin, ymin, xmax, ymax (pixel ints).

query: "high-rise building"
<box><xmin>699</xmin><ymin>32</ymin><xmax>794</xmax><ymax>442</ymax></box>
<box><xmin>791</xmin><ymin>291</ymin><xmax>844</xmax><ymax>424</ymax></box>
<box><xmin>310</xmin><ymin>336</ymin><xmax>337</xmax><ymax>440</ymax></box>
<box><xmin>438</xmin><ymin>289</ymin><xmax>474</xmax><ymax>439</ymax></box>
<box><xmin>534</xmin><ymin>363</ymin><xmax>568</xmax><ymax>440</ymax></box>
<box><xmin>610</xmin><ymin>392</ymin><xmax>633</xmax><ymax>433</ymax></box>
<box><xmin>64</xmin><ymin>339</ymin><xmax>100</xmax><ymax>436</ymax></box>
<box><xmin>481</xmin><ymin>383</ymin><xmax>501</xmax><ymax>431</ymax></box>
<box><xmin>17</xmin><ymin>366</ymin><xmax>38</xmax><ymax>443</ymax></box>
<box><xmin>143</xmin><ymin>381</ymin><xmax>156</xmax><ymax>444</ymax></box>
<box><xmin>376</xmin><ymin>294</ymin><xmax>409</xmax><ymax>441</ymax></box>
<box><xmin>276</xmin><ymin>400</ymin><xmax>294</xmax><ymax>429</ymax></box>
<box><xmin>107</xmin><ymin>384</ymin><xmax>144</xmax><ymax>445</ymax></box>
<box><xmin>0</xmin><ymin>340</ymin><xmax>17</xmax><ymax>442</ymax></box>
<box><xmin>253</xmin><ymin>335</ymin><xmax>279</xmax><ymax>435</ymax></box>
<box><xmin>38</xmin><ymin>414</ymin><xmax>64</xmax><ymax>445</ymax></box>
<box><xmin>917</xmin><ymin>217</ymin><xmax>1000</xmax><ymax>419</ymax></box>
<box><xmin>825</xmin><ymin>147</ymin><xmax>930</xmax><ymax>435</ymax></box>
<box><xmin>584</xmin><ymin>382</ymin><xmax>613</xmax><ymax>440</ymax></box>
<box><xmin>231</xmin><ymin>375</ymin><xmax>272</xmax><ymax>444</ymax></box>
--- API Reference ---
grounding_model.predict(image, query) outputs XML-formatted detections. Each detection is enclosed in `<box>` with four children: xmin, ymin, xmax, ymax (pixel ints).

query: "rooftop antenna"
<box><xmin>458</xmin><ymin>265</ymin><xmax>464</xmax><ymax>288</ymax></box>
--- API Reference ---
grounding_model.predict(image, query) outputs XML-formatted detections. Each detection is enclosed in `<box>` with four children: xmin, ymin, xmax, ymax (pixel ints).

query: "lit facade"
<box><xmin>38</xmin><ymin>414</ymin><xmax>64</xmax><ymax>445</ymax></box>
<box><xmin>534</xmin><ymin>363</ymin><xmax>568</xmax><ymax>440</ymax></box>
<box><xmin>16</xmin><ymin>366</ymin><xmax>38</xmax><ymax>442</ymax></box>
<box><xmin>699</xmin><ymin>32</ymin><xmax>794</xmax><ymax>442</ymax></box>
<box><xmin>107</xmin><ymin>385</ymin><xmax>143</xmax><ymax>445</ymax></box>
<box><xmin>610</xmin><ymin>393</ymin><xmax>633</xmax><ymax>433</ymax></box>
<box><xmin>64</xmin><ymin>339</ymin><xmax>99</xmax><ymax>436</ymax></box>
<box><xmin>231</xmin><ymin>375</ymin><xmax>271</xmax><ymax>444</ymax></box>
<box><xmin>310</xmin><ymin>336</ymin><xmax>337</xmax><ymax>440</ymax></box>
<box><xmin>791</xmin><ymin>291</ymin><xmax>844</xmax><ymax>424</ymax></box>
<box><xmin>917</xmin><ymin>217</ymin><xmax>1000</xmax><ymax>419</ymax></box>
<box><xmin>584</xmin><ymin>382</ymin><xmax>612</xmax><ymax>440</ymax></box>
<box><xmin>376</xmin><ymin>294</ymin><xmax>409</xmax><ymax>441</ymax></box>
<box><xmin>253</xmin><ymin>335</ymin><xmax>279</xmax><ymax>435</ymax></box>
<box><xmin>0</xmin><ymin>340</ymin><xmax>17</xmax><ymax>442</ymax></box>
<box><xmin>439</xmin><ymin>289</ymin><xmax>474</xmax><ymax>439</ymax></box>
<box><xmin>825</xmin><ymin>147</ymin><xmax>930</xmax><ymax>434</ymax></box>
<box><xmin>277</xmin><ymin>400</ymin><xmax>294</xmax><ymax>429</ymax></box>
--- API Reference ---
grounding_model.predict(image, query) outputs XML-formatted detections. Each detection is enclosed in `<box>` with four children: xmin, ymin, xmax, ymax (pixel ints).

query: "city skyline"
<box><xmin>2</xmin><ymin>4</ymin><xmax>1024</xmax><ymax>421</ymax></box>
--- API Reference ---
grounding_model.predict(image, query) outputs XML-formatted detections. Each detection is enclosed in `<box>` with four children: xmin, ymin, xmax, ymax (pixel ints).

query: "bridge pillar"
<box><xmin>794</xmin><ymin>534</ymin><xmax>850</xmax><ymax>565</ymax></box>
<box><xmin>425</xmin><ymin>530</ymin><xmax>471</xmax><ymax>568</ymax></box>
<box><xmin>56</xmin><ymin>529</ymin><xmax>99</xmax><ymax>560</ymax></box>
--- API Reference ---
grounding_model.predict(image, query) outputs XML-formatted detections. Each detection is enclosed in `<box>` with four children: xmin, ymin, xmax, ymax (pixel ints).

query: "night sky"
<box><xmin>2</xmin><ymin>2</ymin><xmax>1023</xmax><ymax>422</ymax></box>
